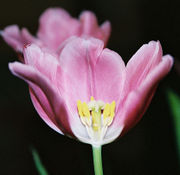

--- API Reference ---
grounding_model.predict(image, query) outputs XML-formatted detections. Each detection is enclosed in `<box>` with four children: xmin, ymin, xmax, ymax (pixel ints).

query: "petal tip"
<box><xmin>8</xmin><ymin>61</ymin><xmax>19</xmax><ymax>75</ymax></box>
<box><xmin>100</xmin><ymin>20</ymin><xmax>111</xmax><ymax>33</ymax></box>
<box><xmin>79</xmin><ymin>10</ymin><xmax>95</xmax><ymax>18</ymax></box>
<box><xmin>8</xmin><ymin>62</ymin><xmax>13</xmax><ymax>71</ymax></box>
<box><xmin>148</xmin><ymin>40</ymin><xmax>160</xmax><ymax>47</ymax></box>
<box><xmin>163</xmin><ymin>54</ymin><xmax>174</xmax><ymax>68</ymax></box>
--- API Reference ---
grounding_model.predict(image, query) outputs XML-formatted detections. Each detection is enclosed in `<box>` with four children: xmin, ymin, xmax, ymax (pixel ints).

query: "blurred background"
<box><xmin>0</xmin><ymin>0</ymin><xmax>180</xmax><ymax>174</ymax></box>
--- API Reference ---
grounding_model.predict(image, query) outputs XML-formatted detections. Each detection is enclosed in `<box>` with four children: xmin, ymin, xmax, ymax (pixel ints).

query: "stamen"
<box><xmin>82</xmin><ymin>102</ymin><xmax>90</xmax><ymax>117</ymax></box>
<box><xmin>77</xmin><ymin>100</ymin><xmax>83</xmax><ymax>117</ymax></box>
<box><xmin>103</xmin><ymin>103</ymin><xmax>111</xmax><ymax>126</ymax></box>
<box><xmin>110</xmin><ymin>101</ymin><xmax>116</xmax><ymax>117</ymax></box>
<box><xmin>77</xmin><ymin>100</ymin><xmax>91</xmax><ymax>126</ymax></box>
<box><xmin>77</xmin><ymin>97</ymin><xmax>116</xmax><ymax>143</ymax></box>
<box><xmin>107</xmin><ymin>101</ymin><xmax>116</xmax><ymax>126</ymax></box>
<box><xmin>103</xmin><ymin>103</ymin><xmax>110</xmax><ymax>119</ymax></box>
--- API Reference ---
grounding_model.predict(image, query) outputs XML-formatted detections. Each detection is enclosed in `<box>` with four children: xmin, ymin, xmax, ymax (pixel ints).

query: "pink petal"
<box><xmin>29</xmin><ymin>87</ymin><xmax>63</xmax><ymax>134</ymax></box>
<box><xmin>56</xmin><ymin>36</ymin><xmax>77</xmax><ymax>55</ymax></box>
<box><xmin>112</xmin><ymin>54</ymin><xmax>173</xmax><ymax>135</ymax></box>
<box><xmin>124</xmin><ymin>41</ymin><xmax>162</xmax><ymax>97</ymax></box>
<box><xmin>79</xmin><ymin>11</ymin><xmax>99</xmax><ymax>35</ymax></box>
<box><xmin>23</xmin><ymin>44</ymin><xmax>60</xmax><ymax>85</ymax></box>
<box><xmin>21</xmin><ymin>28</ymin><xmax>34</xmax><ymax>42</ymax></box>
<box><xmin>100</xmin><ymin>21</ymin><xmax>111</xmax><ymax>45</ymax></box>
<box><xmin>37</xmin><ymin>8</ymin><xmax>81</xmax><ymax>51</ymax></box>
<box><xmin>79</xmin><ymin>11</ymin><xmax>111</xmax><ymax>44</ymax></box>
<box><xmin>23</xmin><ymin>44</ymin><xmax>88</xmax><ymax>139</ymax></box>
<box><xmin>8</xmin><ymin>62</ymin><xmax>73</xmax><ymax>136</ymax></box>
<box><xmin>94</xmin><ymin>48</ymin><xmax>125</xmax><ymax>104</ymax></box>
<box><xmin>58</xmin><ymin>37</ymin><xmax>104</xmax><ymax>112</ymax></box>
<box><xmin>1</xmin><ymin>25</ymin><xmax>40</xmax><ymax>53</ymax></box>
<box><xmin>1</xmin><ymin>25</ymin><xmax>24</xmax><ymax>52</ymax></box>
<box><xmin>21</xmin><ymin>28</ymin><xmax>42</xmax><ymax>46</ymax></box>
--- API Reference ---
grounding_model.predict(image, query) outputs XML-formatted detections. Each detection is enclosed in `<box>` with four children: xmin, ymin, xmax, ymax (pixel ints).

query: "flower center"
<box><xmin>77</xmin><ymin>96</ymin><xmax>116</xmax><ymax>143</ymax></box>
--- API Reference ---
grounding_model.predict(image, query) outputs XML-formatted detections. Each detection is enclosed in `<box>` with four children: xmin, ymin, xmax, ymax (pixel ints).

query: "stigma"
<box><xmin>77</xmin><ymin>96</ymin><xmax>116</xmax><ymax>143</ymax></box>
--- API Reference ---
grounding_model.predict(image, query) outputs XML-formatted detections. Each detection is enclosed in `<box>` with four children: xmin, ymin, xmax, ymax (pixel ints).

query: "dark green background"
<box><xmin>0</xmin><ymin>0</ymin><xmax>180</xmax><ymax>174</ymax></box>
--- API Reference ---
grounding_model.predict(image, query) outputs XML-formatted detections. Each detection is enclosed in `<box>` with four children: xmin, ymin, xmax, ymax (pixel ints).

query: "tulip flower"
<box><xmin>1</xmin><ymin>8</ymin><xmax>111</xmax><ymax>55</ymax></box>
<box><xmin>8</xmin><ymin>37</ymin><xmax>173</xmax><ymax>175</ymax></box>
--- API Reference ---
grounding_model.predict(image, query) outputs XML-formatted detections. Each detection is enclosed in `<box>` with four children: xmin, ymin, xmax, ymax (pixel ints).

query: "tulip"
<box><xmin>1</xmin><ymin>8</ymin><xmax>111</xmax><ymax>54</ymax></box>
<box><xmin>9</xmin><ymin>37</ymin><xmax>173</xmax><ymax>174</ymax></box>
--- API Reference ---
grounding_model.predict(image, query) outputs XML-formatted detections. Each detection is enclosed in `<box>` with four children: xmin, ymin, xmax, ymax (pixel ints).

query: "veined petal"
<box><xmin>58</xmin><ymin>37</ymin><xmax>104</xmax><ymax>111</ymax></box>
<box><xmin>111</xmin><ymin>54</ymin><xmax>173</xmax><ymax>135</ymax></box>
<box><xmin>124</xmin><ymin>41</ymin><xmax>162</xmax><ymax>97</ymax></box>
<box><xmin>24</xmin><ymin>44</ymin><xmax>43</xmax><ymax>65</ymax></box>
<box><xmin>23</xmin><ymin>44</ymin><xmax>60</xmax><ymax>84</ymax></box>
<box><xmin>37</xmin><ymin>8</ymin><xmax>81</xmax><ymax>51</ymax></box>
<box><xmin>8</xmin><ymin>62</ymin><xmax>73</xmax><ymax>136</ymax></box>
<box><xmin>1</xmin><ymin>25</ymin><xmax>24</xmax><ymax>52</ymax></box>
<box><xmin>94</xmin><ymin>48</ymin><xmax>125</xmax><ymax>105</ymax></box>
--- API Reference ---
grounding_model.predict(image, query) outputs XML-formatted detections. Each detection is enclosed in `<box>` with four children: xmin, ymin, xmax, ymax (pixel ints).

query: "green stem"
<box><xmin>92</xmin><ymin>145</ymin><xmax>103</xmax><ymax>175</ymax></box>
<box><xmin>167</xmin><ymin>90</ymin><xmax>180</xmax><ymax>165</ymax></box>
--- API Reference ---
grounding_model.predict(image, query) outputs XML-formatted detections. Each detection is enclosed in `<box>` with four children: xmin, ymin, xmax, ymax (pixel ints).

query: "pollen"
<box><xmin>77</xmin><ymin>97</ymin><xmax>116</xmax><ymax>142</ymax></box>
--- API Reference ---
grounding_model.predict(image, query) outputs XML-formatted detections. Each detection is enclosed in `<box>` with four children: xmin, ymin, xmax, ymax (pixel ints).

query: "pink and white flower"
<box><xmin>8</xmin><ymin>37</ymin><xmax>173</xmax><ymax>146</ymax></box>
<box><xmin>1</xmin><ymin>8</ymin><xmax>111</xmax><ymax>54</ymax></box>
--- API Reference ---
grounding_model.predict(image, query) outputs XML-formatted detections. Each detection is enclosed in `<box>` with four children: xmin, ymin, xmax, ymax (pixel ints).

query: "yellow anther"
<box><xmin>82</xmin><ymin>102</ymin><xmax>90</xmax><ymax>117</ymax></box>
<box><xmin>77</xmin><ymin>100</ymin><xmax>83</xmax><ymax>117</ymax></box>
<box><xmin>105</xmin><ymin>101</ymin><xmax>116</xmax><ymax>126</ymax></box>
<box><xmin>91</xmin><ymin>96</ymin><xmax>94</xmax><ymax>101</ymax></box>
<box><xmin>110</xmin><ymin>101</ymin><xmax>116</xmax><ymax>117</ymax></box>
<box><xmin>103</xmin><ymin>103</ymin><xmax>111</xmax><ymax>119</ymax></box>
<box><xmin>102</xmin><ymin>101</ymin><xmax>116</xmax><ymax>126</ymax></box>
